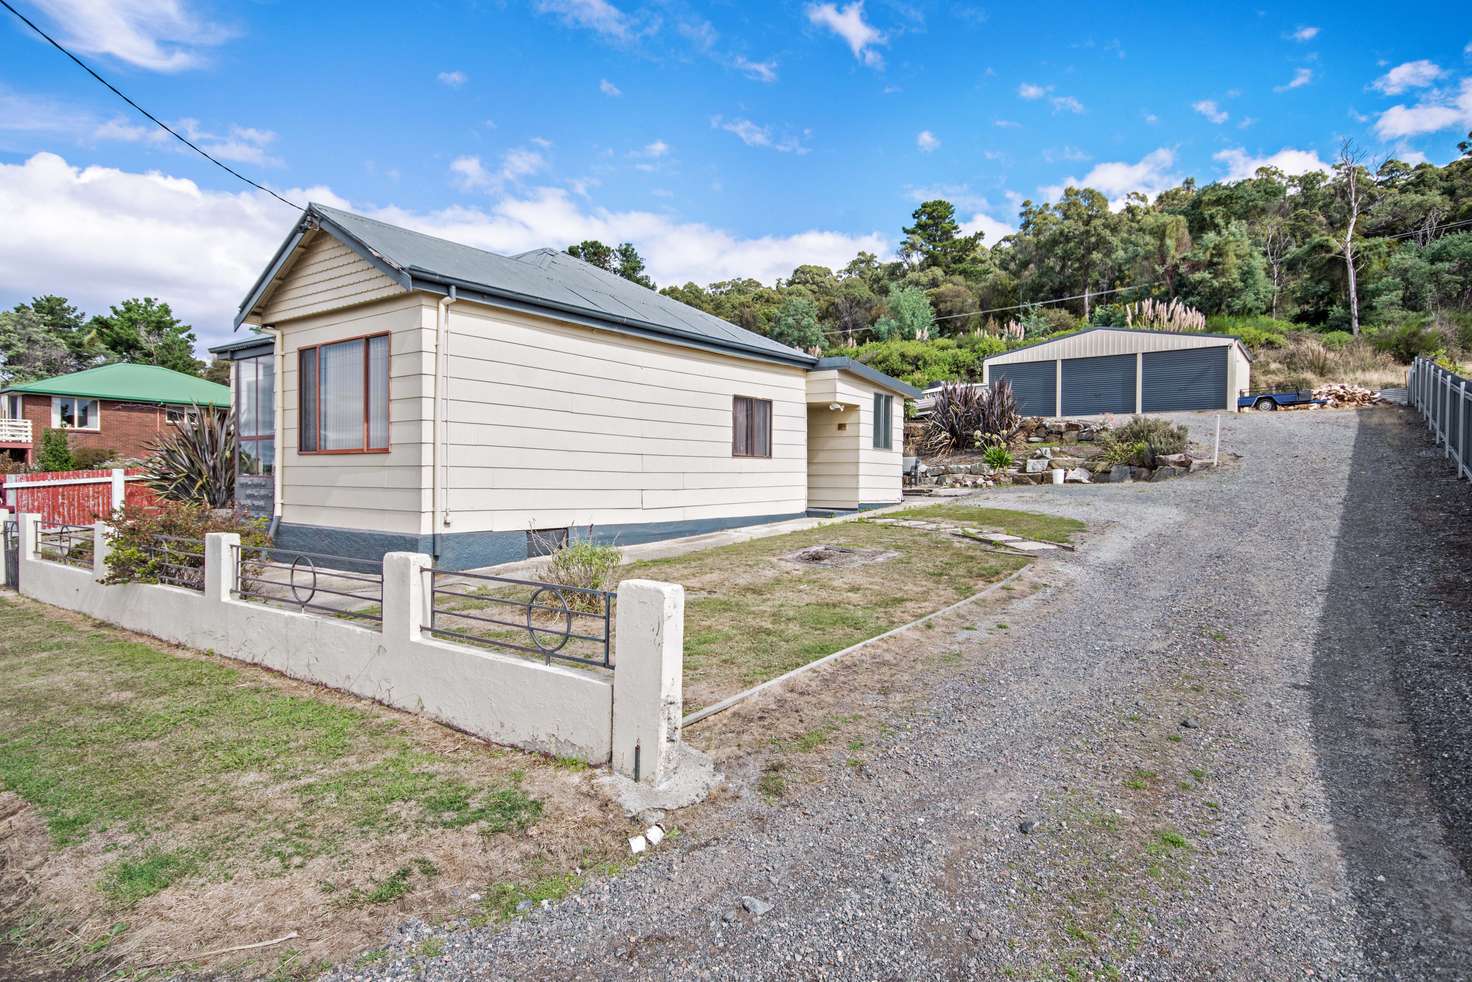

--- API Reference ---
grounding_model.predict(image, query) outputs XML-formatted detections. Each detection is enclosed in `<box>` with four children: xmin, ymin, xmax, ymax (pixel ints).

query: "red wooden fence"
<box><xmin>2</xmin><ymin>468</ymin><xmax>160</xmax><ymax>525</ymax></box>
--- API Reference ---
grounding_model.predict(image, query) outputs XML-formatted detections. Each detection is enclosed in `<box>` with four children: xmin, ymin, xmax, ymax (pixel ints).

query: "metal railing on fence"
<box><xmin>232</xmin><ymin>544</ymin><xmax>384</xmax><ymax>623</ymax></box>
<box><xmin>423</xmin><ymin>569</ymin><xmax>614</xmax><ymax>668</ymax></box>
<box><xmin>36</xmin><ymin>523</ymin><xmax>94</xmax><ymax>569</ymax></box>
<box><xmin>145</xmin><ymin>534</ymin><xmax>207</xmax><ymax>591</ymax></box>
<box><xmin>1409</xmin><ymin>356</ymin><xmax>1472</xmax><ymax>481</ymax></box>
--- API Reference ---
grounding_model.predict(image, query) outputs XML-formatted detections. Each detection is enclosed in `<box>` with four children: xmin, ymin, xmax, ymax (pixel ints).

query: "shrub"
<box><xmin>143</xmin><ymin>407</ymin><xmax>235</xmax><ymax>508</ymax></box>
<box><xmin>71</xmin><ymin>446</ymin><xmax>117</xmax><ymax>469</ymax></box>
<box><xmin>537</xmin><ymin>531</ymin><xmax>620</xmax><ymax>612</ymax></box>
<box><xmin>1124</xmin><ymin>298</ymin><xmax>1206</xmax><ymax>332</ymax></box>
<box><xmin>101</xmin><ymin>500</ymin><xmax>268</xmax><ymax>586</ymax></box>
<box><xmin>921</xmin><ymin>380</ymin><xmax>1023</xmax><ymax>456</ymax></box>
<box><xmin>982</xmin><ymin>442</ymin><xmax>1014</xmax><ymax>470</ymax></box>
<box><xmin>1317</xmin><ymin>330</ymin><xmax>1354</xmax><ymax>350</ymax></box>
<box><xmin>36</xmin><ymin>428</ymin><xmax>73</xmax><ymax>472</ymax></box>
<box><xmin>1100</xmin><ymin>439</ymin><xmax>1149</xmax><ymax>467</ymax></box>
<box><xmin>1100</xmin><ymin>416</ymin><xmax>1187</xmax><ymax>466</ymax></box>
<box><xmin>1366</xmin><ymin>319</ymin><xmax>1443</xmax><ymax>363</ymax></box>
<box><xmin>1207</xmin><ymin>314</ymin><xmax>1292</xmax><ymax>350</ymax></box>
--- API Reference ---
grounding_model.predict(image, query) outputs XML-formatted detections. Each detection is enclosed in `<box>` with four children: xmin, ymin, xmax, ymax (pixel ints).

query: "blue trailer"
<box><xmin>1236</xmin><ymin>389</ymin><xmax>1326</xmax><ymax>411</ymax></box>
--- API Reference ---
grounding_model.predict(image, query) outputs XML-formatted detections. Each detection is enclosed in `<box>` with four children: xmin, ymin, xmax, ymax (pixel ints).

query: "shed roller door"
<box><xmin>1142</xmin><ymin>347</ymin><xmax>1228</xmax><ymax>412</ymax></box>
<box><xmin>989</xmin><ymin>360</ymin><xmax>1057</xmax><ymax>417</ymax></box>
<box><xmin>1061</xmin><ymin>354</ymin><xmax>1136</xmax><ymax>416</ymax></box>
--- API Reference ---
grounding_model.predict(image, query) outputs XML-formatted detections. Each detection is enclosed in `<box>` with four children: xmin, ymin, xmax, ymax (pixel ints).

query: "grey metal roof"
<box><xmin>981</xmin><ymin>326</ymin><xmax>1254</xmax><ymax>364</ymax></box>
<box><xmin>239</xmin><ymin>204</ymin><xmax>813</xmax><ymax>366</ymax></box>
<box><xmin>813</xmin><ymin>357</ymin><xmax>923</xmax><ymax>398</ymax></box>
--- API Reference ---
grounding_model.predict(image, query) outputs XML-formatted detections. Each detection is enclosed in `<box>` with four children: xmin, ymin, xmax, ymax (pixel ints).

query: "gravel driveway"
<box><xmin>330</xmin><ymin>406</ymin><xmax>1472</xmax><ymax>980</ymax></box>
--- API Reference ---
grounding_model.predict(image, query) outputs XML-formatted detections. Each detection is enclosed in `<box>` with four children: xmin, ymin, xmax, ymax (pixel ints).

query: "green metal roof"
<box><xmin>2</xmin><ymin>363</ymin><xmax>231</xmax><ymax>408</ymax></box>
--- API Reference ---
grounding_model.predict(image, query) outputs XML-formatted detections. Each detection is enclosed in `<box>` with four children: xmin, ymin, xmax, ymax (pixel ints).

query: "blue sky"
<box><xmin>2</xmin><ymin>0</ymin><xmax>1471</xmax><ymax>348</ymax></box>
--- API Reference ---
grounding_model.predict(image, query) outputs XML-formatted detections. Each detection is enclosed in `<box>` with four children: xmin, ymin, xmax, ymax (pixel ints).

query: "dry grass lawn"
<box><xmin>0</xmin><ymin>596</ymin><xmax>634</xmax><ymax>979</ymax></box>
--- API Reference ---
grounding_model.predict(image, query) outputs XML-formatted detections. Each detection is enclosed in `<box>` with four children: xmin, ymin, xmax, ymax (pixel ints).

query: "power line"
<box><xmin>0</xmin><ymin>0</ymin><xmax>301</xmax><ymax>211</ymax></box>
<box><xmin>818</xmin><ymin>279</ymin><xmax>1164</xmax><ymax>338</ymax></box>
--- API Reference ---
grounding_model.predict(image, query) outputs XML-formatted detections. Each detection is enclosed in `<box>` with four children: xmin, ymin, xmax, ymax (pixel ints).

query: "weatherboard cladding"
<box><xmin>1141</xmin><ymin>347</ymin><xmax>1229</xmax><ymax>412</ymax></box>
<box><xmin>983</xmin><ymin>327</ymin><xmax>1247</xmax><ymax>366</ymax></box>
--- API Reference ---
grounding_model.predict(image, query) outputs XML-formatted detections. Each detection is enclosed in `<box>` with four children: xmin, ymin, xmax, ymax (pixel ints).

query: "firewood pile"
<box><xmin>1313</xmin><ymin>383</ymin><xmax>1387</xmax><ymax>407</ymax></box>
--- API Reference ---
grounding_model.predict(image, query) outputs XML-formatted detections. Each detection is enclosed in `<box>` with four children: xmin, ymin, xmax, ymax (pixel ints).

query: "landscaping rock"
<box><xmin>1151</xmin><ymin>465</ymin><xmax>1187</xmax><ymax>481</ymax></box>
<box><xmin>1024</xmin><ymin>458</ymin><xmax>1049</xmax><ymax>474</ymax></box>
<box><xmin>1019</xmin><ymin>818</ymin><xmax>1039</xmax><ymax>834</ymax></box>
<box><xmin>1131</xmin><ymin>466</ymin><xmax>1153</xmax><ymax>481</ymax></box>
<box><xmin>1066</xmin><ymin>468</ymin><xmax>1091</xmax><ymax>483</ymax></box>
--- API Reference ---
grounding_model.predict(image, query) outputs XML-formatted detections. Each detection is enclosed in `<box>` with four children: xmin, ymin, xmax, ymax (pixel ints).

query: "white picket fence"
<box><xmin>1409</xmin><ymin>356</ymin><xmax>1472</xmax><ymax>481</ymax></box>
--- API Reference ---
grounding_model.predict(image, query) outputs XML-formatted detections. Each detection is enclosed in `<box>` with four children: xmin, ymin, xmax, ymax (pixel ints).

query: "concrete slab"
<box><xmin>599</xmin><ymin>743</ymin><xmax>722</xmax><ymax>817</ymax></box>
<box><xmin>1007</xmin><ymin>540</ymin><xmax>1058</xmax><ymax>552</ymax></box>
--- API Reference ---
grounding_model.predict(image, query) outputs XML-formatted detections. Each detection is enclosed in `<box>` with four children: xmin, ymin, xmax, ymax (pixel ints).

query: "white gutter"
<box><xmin>432</xmin><ymin>288</ymin><xmax>458</xmax><ymax>553</ymax></box>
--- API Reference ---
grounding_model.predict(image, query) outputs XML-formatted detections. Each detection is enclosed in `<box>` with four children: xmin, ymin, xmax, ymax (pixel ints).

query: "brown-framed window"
<box><xmin>298</xmin><ymin>333</ymin><xmax>390</xmax><ymax>453</ymax></box>
<box><xmin>732</xmin><ymin>395</ymin><xmax>772</xmax><ymax>458</ymax></box>
<box><xmin>872</xmin><ymin>393</ymin><xmax>894</xmax><ymax>450</ymax></box>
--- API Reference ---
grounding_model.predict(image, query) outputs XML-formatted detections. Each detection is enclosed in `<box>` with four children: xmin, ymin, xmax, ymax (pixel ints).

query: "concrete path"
<box><xmin>332</xmin><ymin>407</ymin><xmax>1472</xmax><ymax>980</ymax></box>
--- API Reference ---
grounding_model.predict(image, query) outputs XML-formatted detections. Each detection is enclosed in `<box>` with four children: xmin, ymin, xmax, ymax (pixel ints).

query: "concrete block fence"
<box><xmin>5</xmin><ymin>511</ymin><xmax>685</xmax><ymax>783</ymax></box>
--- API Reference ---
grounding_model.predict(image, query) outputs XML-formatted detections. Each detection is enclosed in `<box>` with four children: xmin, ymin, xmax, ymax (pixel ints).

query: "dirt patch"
<box><xmin>779</xmin><ymin>544</ymin><xmax>898</xmax><ymax>568</ymax></box>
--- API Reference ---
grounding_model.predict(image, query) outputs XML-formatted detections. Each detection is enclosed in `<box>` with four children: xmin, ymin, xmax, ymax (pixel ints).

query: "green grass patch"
<box><xmin>473</xmin><ymin>873</ymin><xmax>581</xmax><ymax>926</ymax></box>
<box><xmin>896</xmin><ymin>505</ymin><xmax>1086</xmax><ymax>544</ymax></box>
<box><xmin>0</xmin><ymin>597</ymin><xmax>547</xmax><ymax>923</ymax></box>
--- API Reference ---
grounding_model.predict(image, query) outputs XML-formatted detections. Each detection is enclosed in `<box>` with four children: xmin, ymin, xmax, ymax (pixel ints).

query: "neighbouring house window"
<box><xmin>236</xmin><ymin>353</ymin><xmax>275</xmax><ymax>475</ymax></box>
<box><xmin>873</xmin><ymin>393</ymin><xmax>894</xmax><ymax>450</ymax></box>
<box><xmin>3</xmin><ymin>394</ymin><xmax>20</xmax><ymax>419</ymax></box>
<box><xmin>52</xmin><ymin>396</ymin><xmax>99</xmax><ymax>430</ymax></box>
<box><xmin>732</xmin><ymin>396</ymin><xmax>772</xmax><ymax>458</ymax></box>
<box><xmin>166</xmin><ymin>407</ymin><xmax>201</xmax><ymax>426</ymax></box>
<box><xmin>298</xmin><ymin>334</ymin><xmax>389</xmax><ymax>453</ymax></box>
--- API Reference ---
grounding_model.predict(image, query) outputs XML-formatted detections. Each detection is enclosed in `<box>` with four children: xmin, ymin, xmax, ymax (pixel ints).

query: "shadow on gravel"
<box><xmin>1310</xmin><ymin>407</ymin><xmax>1472</xmax><ymax>975</ymax></box>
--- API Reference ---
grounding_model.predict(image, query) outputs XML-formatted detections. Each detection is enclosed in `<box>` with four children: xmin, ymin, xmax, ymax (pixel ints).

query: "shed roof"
<box><xmin>1</xmin><ymin>363</ymin><xmax>231</xmax><ymax>407</ymax></box>
<box><xmin>238</xmin><ymin>204</ymin><xmax>814</xmax><ymax>366</ymax></box>
<box><xmin>983</xmin><ymin>326</ymin><xmax>1253</xmax><ymax>366</ymax></box>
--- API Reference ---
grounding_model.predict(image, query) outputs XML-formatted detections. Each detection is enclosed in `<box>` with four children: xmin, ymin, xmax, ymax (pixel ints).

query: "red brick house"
<box><xmin>0</xmin><ymin>363</ymin><xmax>230</xmax><ymax>465</ymax></box>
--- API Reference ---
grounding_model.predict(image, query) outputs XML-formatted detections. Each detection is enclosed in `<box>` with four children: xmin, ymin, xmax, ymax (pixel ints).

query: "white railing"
<box><xmin>0</xmin><ymin>417</ymin><xmax>32</xmax><ymax>442</ymax></box>
<box><xmin>1408</xmin><ymin>356</ymin><xmax>1471</xmax><ymax>481</ymax></box>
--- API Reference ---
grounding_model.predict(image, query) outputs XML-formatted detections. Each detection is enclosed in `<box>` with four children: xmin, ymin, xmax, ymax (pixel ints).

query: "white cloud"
<box><xmin>1051</xmin><ymin>95</ymin><xmax>1085</xmax><ymax>114</ymax></box>
<box><xmin>0</xmin><ymin>152</ymin><xmax>889</xmax><ymax>348</ymax></box>
<box><xmin>916</xmin><ymin>130</ymin><xmax>940</xmax><ymax>152</ymax></box>
<box><xmin>676</xmin><ymin>17</ymin><xmax>717</xmax><ymax>51</ymax></box>
<box><xmin>450</xmin><ymin>146</ymin><xmax>548</xmax><ymax>191</ymax></box>
<box><xmin>1142</xmin><ymin>112</ymin><xmax>1159</xmax><ymax>125</ymax></box>
<box><xmin>533</xmin><ymin>0</ymin><xmax>637</xmax><ymax>40</ymax></box>
<box><xmin>599</xmin><ymin>78</ymin><xmax>622</xmax><ymax>96</ymax></box>
<box><xmin>27</xmin><ymin>0</ymin><xmax>233</xmax><ymax>72</ymax></box>
<box><xmin>710</xmin><ymin>115</ymin><xmax>809</xmax><ymax>154</ymax></box>
<box><xmin>437</xmin><ymin>70</ymin><xmax>468</xmax><ymax>87</ymax></box>
<box><xmin>639</xmin><ymin>140</ymin><xmax>669</xmax><ymax>158</ymax></box>
<box><xmin>1291</xmin><ymin>25</ymin><xmax>1319</xmax><ymax>42</ymax></box>
<box><xmin>1374</xmin><ymin>78</ymin><xmax>1472</xmax><ymax>138</ymax></box>
<box><xmin>1192</xmin><ymin>99</ymin><xmax>1229</xmax><ymax>124</ymax></box>
<box><xmin>1371</xmin><ymin>59</ymin><xmax>1445</xmax><ymax>95</ymax></box>
<box><xmin>100</xmin><ymin>115</ymin><xmax>282</xmax><ymax>166</ymax></box>
<box><xmin>993</xmin><ymin>119</ymin><xmax>1021</xmax><ymax>128</ymax></box>
<box><xmin>1041</xmin><ymin>148</ymin><xmax>1179</xmax><ymax>208</ymax></box>
<box><xmin>1043</xmin><ymin>146</ymin><xmax>1090</xmax><ymax>163</ymax></box>
<box><xmin>1213</xmin><ymin>147</ymin><xmax>1332</xmax><ymax>181</ymax></box>
<box><xmin>1274</xmin><ymin>67</ymin><xmax>1313</xmax><ymax>91</ymax></box>
<box><xmin>959</xmin><ymin>212</ymin><xmax>1014</xmax><ymax>245</ymax></box>
<box><xmin>733</xmin><ymin>56</ymin><xmax>778</xmax><ymax>83</ymax></box>
<box><xmin>805</xmin><ymin>1</ymin><xmax>887</xmax><ymax>68</ymax></box>
<box><xmin>1017</xmin><ymin>82</ymin><xmax>1051</xmax><ymax>100</ymax></box>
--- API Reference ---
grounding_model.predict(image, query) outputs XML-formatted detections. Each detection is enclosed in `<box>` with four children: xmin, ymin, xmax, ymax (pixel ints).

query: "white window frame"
<box><xmin>3</xmin><ymin>394</ymin><xmax>20</xmax><ymax>419</ymax></box>
<box><xmin>51</xmin><ymin>396</ymin><xmax>101</xmax><ymax>431</ymax></box>
<box><xmin>166</xmin><ymin>406</ymin><xmax>201</xmax><ymax>426</ymax></box>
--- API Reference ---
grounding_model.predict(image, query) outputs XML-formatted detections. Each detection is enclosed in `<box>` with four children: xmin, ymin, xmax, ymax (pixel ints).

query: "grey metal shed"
<box><xmin>981</xmin><ymin>327</ymin><xmax>1252</xmax><ymax>418</ymax></box>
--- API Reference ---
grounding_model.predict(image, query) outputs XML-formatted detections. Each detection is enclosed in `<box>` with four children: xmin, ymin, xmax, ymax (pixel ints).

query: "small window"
<box><xmin>166</xmin><ymin>407</ymin><xmax>201</xmax><ymax>426</ymax></box>
<box><xmin>298</xmin><ymin>333</ymin><xmax>389</xmax><ymax>454</ymax></box>
<box><xmin>873</xmin><ymin>393</ymin><xmax>894</xmax><ymax>450</ymax></box>
<box><xmin>527</xmin><ymin>527</ymin><xmax>570</xmax><ymax>558</ymax></box>
<box><xmin>53</xmin><ymin>397</ymin><xmax>99</xmax><ymax>430</ymax></box>
<box><xmin>3</xmin><ymin>394</ymin><xmax>20</xmax><ymax>419</ymax></box>
<box><xmin>732</xmin><ymin>396</ymin><xmax>772</xmax><ymax>458</ymax></box>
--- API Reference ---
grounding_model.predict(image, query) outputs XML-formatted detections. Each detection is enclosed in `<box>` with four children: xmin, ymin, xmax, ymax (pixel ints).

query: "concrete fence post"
<box><xmin>382</xmin><ymin>552</ymin><xmax>432</xmax><ymax>642</ymax></box>
<box><xmin>612</xmin><ymin>579</ymin><xmax>684</xmax><ymax>785</ymax></box>
<box><xmin>109</xmin><ymin>468</ymin><xmax>126</xmax><ymax>513</ymax></box>
<box><xmin>204</xmin><ymin>532</ymin><xmax>239</xmax><ymax>603</ymax></box>
<box><xmin>0</xmin><ymin>507</ymin><xmax>9</xmax><ymax>586</ymax></box>
<box><xmin>18</xmin><ymin>512</ymin><xmax>40</xmax><ymax>562</ymax></box>
<box><xmin>92</xmin><ymin>523</ymin><xmax>112</xmax><ymax>579</ymax></box>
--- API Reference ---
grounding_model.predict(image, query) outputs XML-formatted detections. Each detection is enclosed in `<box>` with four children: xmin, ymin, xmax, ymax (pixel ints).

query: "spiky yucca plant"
<box><xmin>143</xmin><ymin>406</ymin><xmax>236</xmax><ymax>508</ymax></box>
<box><xmin>921</xmin><ymin>379</ymin><xmax>1022</xmax><ymax>456</ymax></box>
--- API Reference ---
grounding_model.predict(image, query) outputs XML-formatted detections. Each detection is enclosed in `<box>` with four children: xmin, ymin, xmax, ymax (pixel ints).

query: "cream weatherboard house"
<box><xmin>231</xmin><ymin>204</ymin><xmax>918</xmax><ymax>568</ymax></box>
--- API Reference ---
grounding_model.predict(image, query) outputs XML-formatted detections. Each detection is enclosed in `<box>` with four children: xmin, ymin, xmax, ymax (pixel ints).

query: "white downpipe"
<box><xmin>269</xmin><ymin>325</ymin><xmax>285</xmax><ymax>529</ymax></box>
<box><xmin>433</xmin><ymin>289</ymin><xmax>458</xmax><ymax>550</ymax></box>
